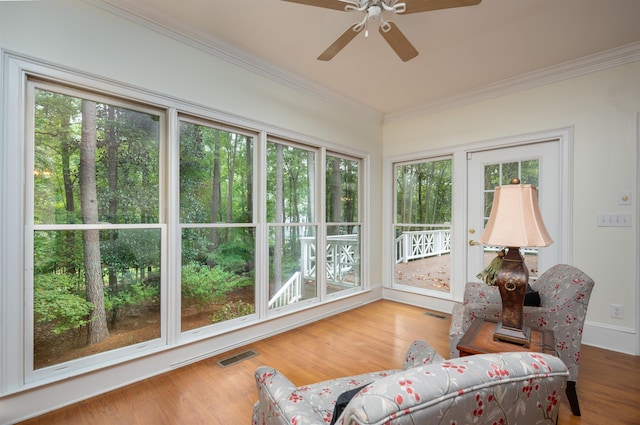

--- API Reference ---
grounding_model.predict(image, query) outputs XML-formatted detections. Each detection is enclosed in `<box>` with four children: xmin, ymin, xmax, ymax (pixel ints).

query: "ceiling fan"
<box><xmin>282</xmin><ymin>0</ymin><xmax>482</xmax><ymax>62</ymax></box>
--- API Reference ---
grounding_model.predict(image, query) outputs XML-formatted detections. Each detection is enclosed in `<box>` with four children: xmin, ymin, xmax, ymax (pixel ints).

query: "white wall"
<box><xmin>0</xmin><ymin>1</ymin><xmax>383</xmax><ymax>423</ymax></box>
<box><xmin>383</xmin><ymin>61</ymin><xmax>640</xmax><ymax>355</ymax></box>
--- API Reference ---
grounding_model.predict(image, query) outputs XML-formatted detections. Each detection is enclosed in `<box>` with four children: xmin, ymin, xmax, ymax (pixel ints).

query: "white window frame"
<box><xmin>0</xmin><ymin>52</ymin><xmax>369</xmax><ymax>393</ymax></box>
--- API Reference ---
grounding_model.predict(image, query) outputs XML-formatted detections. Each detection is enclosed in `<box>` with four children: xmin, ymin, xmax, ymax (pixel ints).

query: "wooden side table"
<box><xmin>457</xmin><ymin>319</ymin><xmax>555</xmax><ymax>357</ymax></box>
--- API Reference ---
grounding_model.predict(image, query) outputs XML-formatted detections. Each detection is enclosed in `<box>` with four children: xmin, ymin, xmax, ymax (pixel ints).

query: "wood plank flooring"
<box><xmin>18</xmin><ymin>300</ymin><xmax>640</xmax><ymax>425</ymax></box>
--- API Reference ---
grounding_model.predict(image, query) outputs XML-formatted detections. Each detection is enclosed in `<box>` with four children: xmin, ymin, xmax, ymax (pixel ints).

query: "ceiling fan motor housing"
<box><xmin>368</xmin><ymin>5</ymin><xmax>382</xmax><ymax>22</ymax></box>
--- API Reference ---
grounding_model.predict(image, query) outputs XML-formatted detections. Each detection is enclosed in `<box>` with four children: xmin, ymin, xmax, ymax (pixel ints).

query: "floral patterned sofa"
<box><xmin>449</xmin><ymin>263</ymin><xmax>594</xmax><ymax>416</ymax></box>
<box><xmin>252</xmin><ymin>340</ymin><xmax>568</xmax><ymax>425</ymax></box>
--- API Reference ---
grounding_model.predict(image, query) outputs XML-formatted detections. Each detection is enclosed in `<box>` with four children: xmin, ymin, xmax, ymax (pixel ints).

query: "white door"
<box><xmin>466</xmin><ymin>140</ymin><xmax>562</xmax><ymax>283</ymax></box>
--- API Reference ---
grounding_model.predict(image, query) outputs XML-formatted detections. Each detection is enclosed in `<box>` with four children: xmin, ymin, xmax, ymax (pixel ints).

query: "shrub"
<box><xmin>181</xmin><ymin>262</ymin><xmax>251</xmax><ymax>313</ymax></box>
<box><xmin>210</xmin><ymin>300</ymin><xmax>255</xmax><ymax>323</ymax></box>
<box><xmin>34</xmin><ymin>273</ymin><xmax>93</xmax><ymax>334</ymax></box>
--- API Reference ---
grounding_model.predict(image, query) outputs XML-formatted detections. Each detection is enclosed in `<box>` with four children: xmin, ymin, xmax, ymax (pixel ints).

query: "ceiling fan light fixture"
<box><xmin>284</xmin><ymin>0</ymin><xmax>483</xmax><ymax>61</ymax></box>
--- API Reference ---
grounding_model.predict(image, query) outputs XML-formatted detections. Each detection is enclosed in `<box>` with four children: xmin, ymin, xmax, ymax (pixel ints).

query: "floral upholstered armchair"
<box><xmin>449</xmin><ymin>263</ymin><xmax>594</xmax><ymax>416</ymax></box>
<box><xmin>252</xmin><ymin>340</ymin><xmax>568</xmax><ymax>425</ymax></box>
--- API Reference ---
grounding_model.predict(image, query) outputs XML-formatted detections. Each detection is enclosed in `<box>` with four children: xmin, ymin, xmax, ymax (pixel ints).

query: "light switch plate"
<box><xmin>597</xmin><ymin>213</ymin><xmax>632</xmax><ymax>227</ymax></box>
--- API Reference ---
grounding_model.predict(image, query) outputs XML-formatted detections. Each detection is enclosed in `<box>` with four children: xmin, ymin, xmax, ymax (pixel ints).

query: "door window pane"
<box><xmin>482</xmin><ymin>159</ymin><xmax>541</xmax><ymax>278</ymax></box>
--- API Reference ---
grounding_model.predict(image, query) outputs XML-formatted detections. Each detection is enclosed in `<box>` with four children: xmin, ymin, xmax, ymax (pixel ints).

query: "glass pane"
<box><xmin>484</xmin><ymin>164</ymin><xmax>500</xmax><ymax>190</ymax></box>
<box><xmin>481</xmin><ymin>158</ymin><xmax>542</xmax><ymax>279</ymax></box>
<box><xmin>501</xmin><ymin>162</ymin><xmax>519</xmax><ymax>185</ymax></box>
<box><xmin>179</xmin><ymin>121</ymin><xmax>253</xmax><ymax>223</ymax></box>
<box><xmin>266</xmin><ymin>142</ymin><xmax>316</xmax><ymax>223</ymax></box>
<box><xmin>395</xmin><ymin>159</ymin><xmax>452</xmax><ymax>225</ymax></box>
<box><xmin>484</xmin><ymin>191</ymin><xmax>494</xmax><ymax>219</ymax></box>
<box><xmin>269</xmin><ymin>225</ymin><xmax>317</xmax><ymax>308</ymax></box>
<box><xmin>326</xmin><ymin>225</ymin><xmax>361</xmax><ymax>294</ymax></box>
<box><xmin>180</xmin><ymin>227</ymin><xmax>256</xmax><ymax>332</ymax></box>
<box><xmin>394</xmin><ymin>158</ymin><xmax>452</xmax><ymax>293</ymax></box>
<box><xmin>33</xmin><ymin>228</ymin><xmax>161</xmax><ymax>369</ymax></box>
<box><xmin>521</xmin><ymin>159</ymin><xmax>539</xmax><ymax>186</ymax></box>
<box><xmin>325</xmin><ymin>155</ymin><xmax>359</xmax><ymax>223</ymax></box>
<box><xmin>34</xmin><ymin>89</ymin><xmax>160</xmax><ymax>225</ymax></box>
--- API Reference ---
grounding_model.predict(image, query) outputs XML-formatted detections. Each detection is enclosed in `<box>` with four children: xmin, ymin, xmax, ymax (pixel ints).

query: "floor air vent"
<box><xmin>424</xmin><ymin>312</ymin><xmax>447</xmax><ymax>320</ymax></box>
<box><xmin>217</xmin><ymin>349</ymin><xmax>258</xmax><ymax>368</ymax></box>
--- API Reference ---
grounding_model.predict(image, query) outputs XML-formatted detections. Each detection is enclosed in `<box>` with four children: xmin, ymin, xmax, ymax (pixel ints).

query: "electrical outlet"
<box><xmin>610</xmin><ymin>304</ymin><xmax>624</xmax><ymax>319</ymax></box>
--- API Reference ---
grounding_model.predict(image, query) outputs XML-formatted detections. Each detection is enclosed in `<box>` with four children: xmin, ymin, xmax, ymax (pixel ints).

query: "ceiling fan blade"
<box><xmin>379</xmin><ymin>22</ymin><xmax>418</xmax><ymax>62</ymax></box>
<box><xmin>401</xmin><ymin>0</ymin><xmax>482</xmax><ymax>14</ymax></box>
<box><xmin>281</xmin><ymin>0</ymin><xmax>357</xmax><ymax>11</ymax></box>
<box><xmin>318</xmin><ymin>23</ymin><xmax>363</xmax><ymax>61</ymax></box>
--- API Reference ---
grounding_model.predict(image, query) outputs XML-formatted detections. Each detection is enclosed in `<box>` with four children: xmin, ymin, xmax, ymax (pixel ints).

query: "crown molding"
<box><xmin>84</xmin><ymin>0</ymin><xmax>384</xmax><ymax>123</ymax></box>
<box><xmin>384</xmin><ymin>40</ymin><xmax>640</xmax><ymax>123</ymax></box>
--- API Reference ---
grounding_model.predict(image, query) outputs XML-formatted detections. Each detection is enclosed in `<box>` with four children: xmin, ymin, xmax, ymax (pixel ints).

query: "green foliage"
<box><xmin>396</xmin><ymin>158</ymin><xmax>452</xmax><ymax>225</ymax></box>
<box><xmin>210</xmin><ymin>300</ymin><xmax>255</xmax><ymax>324</ymax></box>
<box><xmin>181</xmin><ymin>262</ymin><xmax>253</xmax><ymax>313</ymax></box>
<box><xmin>212</xmin><ymin>239</ymin><xmax>254</xmax><ymax>274</ymax></box>
<box><xmin>34</xmin><ymin>273</ymin><xmax>93</xmax><ymax>334</ymax></box>
<box><xmin>104</xmin><ymin>281</ymin><xmax>159</xmax><ymax>321</ymax></box>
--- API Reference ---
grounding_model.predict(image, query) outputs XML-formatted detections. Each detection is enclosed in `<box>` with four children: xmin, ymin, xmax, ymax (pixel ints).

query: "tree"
<box><xmin>273</xmin><ymin>143</ymin><xmax>284</xmax><ymax>291</ymax></box>
<box><xmin>80</xmin><ymin>99</ymin><xmax>109</xmax><ymax>345</ymax></box>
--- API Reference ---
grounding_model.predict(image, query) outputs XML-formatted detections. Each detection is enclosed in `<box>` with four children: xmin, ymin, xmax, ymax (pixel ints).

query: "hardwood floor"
<box><xmin>18</xmin><ymin>300</ymin><xmax>640</xmax><ymax>425</ymax></box>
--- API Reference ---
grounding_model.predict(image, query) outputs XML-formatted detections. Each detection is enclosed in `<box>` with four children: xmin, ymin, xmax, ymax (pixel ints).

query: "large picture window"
<box><xmin>29</xmin><ymin>82</ymin><xmax>163</xmax><ymax>371</ymax></box>
<box><xmin>6</xmin><ymin>67</ymin><xmax>366</xmax><ymax>390</ymax></box>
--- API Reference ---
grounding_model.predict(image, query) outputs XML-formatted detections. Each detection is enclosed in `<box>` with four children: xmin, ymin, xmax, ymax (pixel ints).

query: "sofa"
<box><xmin>252</xmin><ymin>340</ymin><xmax>568</xmax><ymax>425</ymax></box>
<box><xmin>449</xmin><ymin>263</ymin><xmax>594</xmax><ymax>415</ymax></box>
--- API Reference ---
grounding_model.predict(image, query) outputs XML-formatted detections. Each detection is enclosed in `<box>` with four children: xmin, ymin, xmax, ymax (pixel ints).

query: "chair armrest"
<box><xmin>402</xmin><ymin>340</ymin><xmax>444</xmax><ymax>370</ymax></box>
<box><xmin>463</xmin><ymin>281</ymin><xmax>502</xmax><ymax>304</ymax></box>
<box><xmin>339</xmin><ymin>353</ymin><xmax>568</xmax><ymax>425</ymax></box>
<box><xmin>253</xmin><ymin>366</ymin><xmax>326</xmax><ymax>425</ymax></box>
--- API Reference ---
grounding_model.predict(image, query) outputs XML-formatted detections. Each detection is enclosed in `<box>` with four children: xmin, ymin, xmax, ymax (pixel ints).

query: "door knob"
<box><xmin>469</xmin><ymin>240</ymin><xmax>479</xmax><ymax>246</ymax></box>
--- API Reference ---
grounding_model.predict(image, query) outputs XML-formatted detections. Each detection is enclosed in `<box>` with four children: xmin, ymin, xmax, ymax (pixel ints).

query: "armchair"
<box><xmin>449</xmin><ymin>263</ymin><xmax>594</xmax><ymax>416</ymax></box>
<box><xmin>252</xmin><ymin>341</ymin><xmax>568</xmax><ymax>425</ymax></box>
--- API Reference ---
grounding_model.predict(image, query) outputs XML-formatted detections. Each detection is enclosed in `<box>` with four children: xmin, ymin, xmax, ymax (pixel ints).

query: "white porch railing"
<box><xmin>268</xmin><ymin>271</ymin><xmax>302</xmax><ymax>309</ymax></box>
<box><xmin>300</xmin><ymin>234</ymin><xmax>359</xmax><ymax>286</ymax></box>
<box><xmin>395</xmin><ymin>227</ymin><xmax>451</xmax><ymax>264</ymax></box>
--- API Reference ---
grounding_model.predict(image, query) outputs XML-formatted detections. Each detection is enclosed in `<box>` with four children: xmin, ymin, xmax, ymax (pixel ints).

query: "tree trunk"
<box><xmin>106</xmin><ymin>106</ymin><xmax>119</xmax><ymax>289</ymax></box>
<box><xmin>273</xmin><ymin>144</ymin><xmax>284</xmax><ymax>291</ymax></box>
<box><xmin>210</xmin><ymin>129</ymin><xmax>221</xmax><ymax>255</ymax></box>
<box><xmin>80</xmin><ymin>99</ymin><xmax>109</xmax><ymax>345</ymax></box>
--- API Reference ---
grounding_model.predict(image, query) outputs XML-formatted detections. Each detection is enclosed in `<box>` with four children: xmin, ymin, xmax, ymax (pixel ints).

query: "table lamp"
<box><xmin>478</xmin><ymin>178</ymin><xmax>553</xmax><ymax>346</ymax></box>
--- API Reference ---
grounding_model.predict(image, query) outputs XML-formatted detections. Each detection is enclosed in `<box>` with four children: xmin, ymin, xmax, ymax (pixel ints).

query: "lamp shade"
<box><xmin>478</xmin><ymin>183</ymin><xmax>553</xmax><ymax>248</ymax></box>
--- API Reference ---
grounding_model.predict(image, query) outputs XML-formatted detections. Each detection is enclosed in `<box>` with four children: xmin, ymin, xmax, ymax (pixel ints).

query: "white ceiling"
<box><xmin>93</xmin><ymin>0</ymin><xmax>640</xmax><ymax>117</ymax></box>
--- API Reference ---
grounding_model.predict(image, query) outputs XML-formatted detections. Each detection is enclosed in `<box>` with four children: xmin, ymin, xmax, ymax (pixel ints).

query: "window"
<box><xmin>482</xmin><ymin>159</ymin><xmax>541</xmax><ymax>278</ymax></box>
<box><xmin>325</xmin><ymin>153</ymin><xmax>362</xmax><ymax>295</ymax></box>
<box><xmin>179</xmin><ymin>117</ymin><xmax>256</xmax><ymax>332</ymax></box>
<box><xmin>393</xmin><ymin>157</ymin><xmax>452</xmax><ymax>293</ymax></box>
<box><xmin>266</xmin><ymin>139</ymin><xmax>317</xmax><ymax>309</ymax></box>
<box><xmin>3</xmin><ymin>65</ymin><xmax>366</xmax><ymax>390</ymax></box>
<box><xmin>29</xmin><ymin>81</ymin><xmax>164</xmax><ymax>373</ymax></box>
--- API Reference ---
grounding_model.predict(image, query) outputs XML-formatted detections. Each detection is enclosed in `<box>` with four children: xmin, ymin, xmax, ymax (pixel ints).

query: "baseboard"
<box><xmin>383</xmin><ymin>288</ymin><xmax>639</xmax><ymax>356</ymax></box>
<box><xmin>583</xmin><ymin>321</ymin><xmax>638</xmax><ymax>355</ymax></box>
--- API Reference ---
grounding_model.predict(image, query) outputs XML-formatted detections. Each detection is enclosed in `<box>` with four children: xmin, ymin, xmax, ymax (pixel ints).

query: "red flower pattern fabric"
<box><xmin>252</xmin><ymin>342</ymin><xmax>568</xmax><ymax>425</ymax></box>
<box><xmin>449</xmin><ymin>264</ymin><xmax>594</xmax><ymax>383</ymax></box>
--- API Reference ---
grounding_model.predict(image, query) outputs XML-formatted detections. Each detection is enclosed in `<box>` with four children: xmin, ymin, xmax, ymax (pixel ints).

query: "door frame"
<box><xmin>455</xmin><ymin>127</ymin><xmax>573</xmax><ymax>301</ymax></box>
<box><xmin>383</xmin><ymin>127</ymin><xmax>573</xmax><ymax>304</ymax></box>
